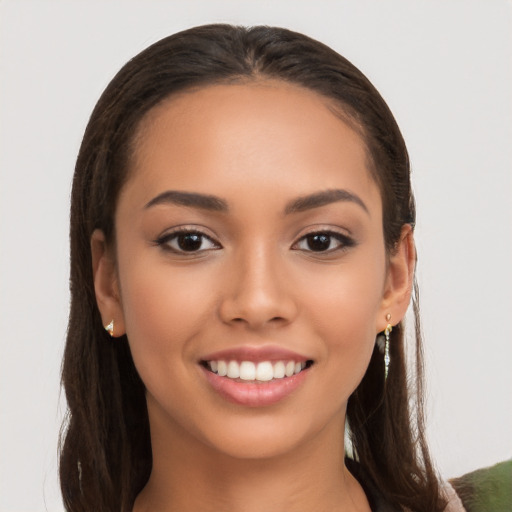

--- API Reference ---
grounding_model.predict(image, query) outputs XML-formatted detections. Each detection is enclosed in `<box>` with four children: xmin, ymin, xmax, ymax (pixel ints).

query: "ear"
<box><xmin>377</xmin><ymin>224</ymin><xmax>416</xmax><ymax>332</ymax></box>
<box><xmin>91</xmin><ymin>229</ymin><xmax>126</xmax><ymax>337</ymax></box>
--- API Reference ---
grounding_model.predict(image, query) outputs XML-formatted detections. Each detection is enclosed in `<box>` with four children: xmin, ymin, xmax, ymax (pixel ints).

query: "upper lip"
<box><xmin>200</xmin><ymin>345</ymin><xmax>311</xmax><ymax>363</ymax></box>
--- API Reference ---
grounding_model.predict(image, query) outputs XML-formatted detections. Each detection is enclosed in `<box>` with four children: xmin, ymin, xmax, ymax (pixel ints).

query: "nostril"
<box><xmin>218</xmin><ymin>289</ymin><xmax>298</xmax><ymax>328</ymax></box>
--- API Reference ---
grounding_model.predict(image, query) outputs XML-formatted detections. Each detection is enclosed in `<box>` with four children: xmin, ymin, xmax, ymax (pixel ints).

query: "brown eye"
<box><xmin>293</xmin><ymin>231</ymin><xmax>355</xmax><ymax>253</ymax></box>
<box><xmin>157</xmin><ymin>230</ymin><xmax>221</xmax><ymax>254</ymax></box>
<box><xmin>176</xmin><ymin>233</ymin><xmax>203</xmax><ymax>251</ymax></box>
<box><xmin>305</xmin><ymin>234</ymin><xmax>331</xmax><ymax>252</ymax></box>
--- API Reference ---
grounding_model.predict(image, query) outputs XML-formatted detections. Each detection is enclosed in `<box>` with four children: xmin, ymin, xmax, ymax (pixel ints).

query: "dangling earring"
<box><xmin>377</xmin><ymin>314</ymin><xmax>392</xmax><ymax>381</ymax></box>
<box><xmin>384</xmin><ymin>318</ymin><xmax>392</xmax><ymax>381</ymax></box>
<box><xmin>104</xmin><ymin>319</ymin><xmax>114</xmax><ymax>337</ymax></box>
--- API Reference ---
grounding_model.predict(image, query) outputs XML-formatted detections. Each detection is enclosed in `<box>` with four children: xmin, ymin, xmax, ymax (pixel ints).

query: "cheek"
<box><xmin>302</xmin><ymin>256</ymin><xmax>386</xmax><ymax>334</ymax></box>
<box><xmin>298</xmin><ymin>253</ymin><xmax>386</xmax><ymax>384</ymax></box>
<box><xmin>117</xmin><ymin>255</ymin><xmax>218</xmax><ymax>373</ymax></box>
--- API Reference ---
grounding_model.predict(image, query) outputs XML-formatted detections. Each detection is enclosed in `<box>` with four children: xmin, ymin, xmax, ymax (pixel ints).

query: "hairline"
<box><xmin>124</xmin><ymin>75</ymin><xmax>380</xmax><ymax>206</ymax></box>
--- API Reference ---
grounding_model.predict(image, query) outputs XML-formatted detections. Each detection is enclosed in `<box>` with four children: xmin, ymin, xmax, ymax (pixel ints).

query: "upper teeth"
<box><xmin>208</xmin><ymin>360</ymin><xmax>306</xmax><ymax>381</ymax></box>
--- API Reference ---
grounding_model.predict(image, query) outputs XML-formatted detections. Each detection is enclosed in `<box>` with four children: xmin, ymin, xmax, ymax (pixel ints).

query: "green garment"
<box><xmin>451</xmin><ymin>459</ymin><xmax>512</xmax><ymax>512</ymax></box>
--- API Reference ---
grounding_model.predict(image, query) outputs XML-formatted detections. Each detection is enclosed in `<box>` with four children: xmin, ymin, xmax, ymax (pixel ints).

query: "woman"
<box><xmin>59</xmin><ymin>24</ymin><xmax>463</xmax><ymax>511</ymax></box>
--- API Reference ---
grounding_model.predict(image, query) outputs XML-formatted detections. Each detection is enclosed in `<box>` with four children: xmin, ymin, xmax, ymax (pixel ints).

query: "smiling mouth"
<box><xmin>201</xmin><ymin>359</ymin><xmax>314</xmax><ymax>382</ymax></box>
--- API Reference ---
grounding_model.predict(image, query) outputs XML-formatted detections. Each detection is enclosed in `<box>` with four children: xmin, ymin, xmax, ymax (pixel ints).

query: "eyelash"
<box><xmin>154</xmin><ymin>228</ymin><xmax>355</xmax><ymax>255</ymax></box>
<box><xmin>292</xmin><ymin>230</ymin><xmax>355</xmax><ymax>254</ymax></box>
<box><xmin>154</xmin><ymin>229</ymin><xmax>221</xmax><ymax>254</ymax></box>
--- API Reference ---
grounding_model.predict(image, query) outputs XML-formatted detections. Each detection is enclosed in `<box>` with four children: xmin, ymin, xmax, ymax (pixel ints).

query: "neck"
<box><xmin>133</xmin><ymin>410</ymin><xmax>370</xmax><ymax>512</ymax></box>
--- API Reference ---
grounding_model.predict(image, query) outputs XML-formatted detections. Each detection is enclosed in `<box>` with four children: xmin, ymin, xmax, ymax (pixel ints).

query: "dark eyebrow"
<box><xmin>144</xmin><ymin>190</ymin><xmax>228</xmax><ymax>212</ymax></box>
<box><xmin>284</xmin><ymin>189</ymin><xmax>369</xmax><ymax>215</ymax></box>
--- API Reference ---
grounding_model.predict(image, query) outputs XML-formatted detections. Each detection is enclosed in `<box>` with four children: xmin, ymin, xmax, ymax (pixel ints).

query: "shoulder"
<box><xmin>346</xmin><ymin>457</ymin><xmax>512</xmax><ymax>512</ymax></box>
<box><xmin>449</xmin><ymin>459</ymin><xmax>512</xmax><ymax>512</ymax></box>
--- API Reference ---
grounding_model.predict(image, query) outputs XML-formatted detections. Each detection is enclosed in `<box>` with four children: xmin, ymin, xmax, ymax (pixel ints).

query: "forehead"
<box><xmin>126</xmin><ymin>81</ymin><xmax>377</xmax><ymax>207</ymax></box>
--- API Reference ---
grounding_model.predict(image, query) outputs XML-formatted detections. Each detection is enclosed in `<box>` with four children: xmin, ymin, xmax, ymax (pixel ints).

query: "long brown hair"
<box><xmin>60</xmin><ymin>24</ymin><xmax>445</xmax><ymax>511</ymax></box>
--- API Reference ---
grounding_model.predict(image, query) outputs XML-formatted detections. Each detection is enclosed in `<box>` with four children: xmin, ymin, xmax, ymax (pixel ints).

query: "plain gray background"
<box><xmin>1</xmin><ymin>1</ymin><xmax>511</xmax><ymax>510</ymax></box>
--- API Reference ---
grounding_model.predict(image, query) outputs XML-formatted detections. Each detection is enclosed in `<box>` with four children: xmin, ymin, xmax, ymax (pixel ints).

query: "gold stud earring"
<box><xmin>104</xmin><ymin>319</ymin><xmax>114</xmax><ymax>337</ymax></box>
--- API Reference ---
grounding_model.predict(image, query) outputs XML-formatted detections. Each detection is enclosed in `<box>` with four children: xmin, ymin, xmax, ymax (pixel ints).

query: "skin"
<box><xmin>92</xmin><ymin>81</ymin><xmax>415</xmax><ymax>512</ymax></box>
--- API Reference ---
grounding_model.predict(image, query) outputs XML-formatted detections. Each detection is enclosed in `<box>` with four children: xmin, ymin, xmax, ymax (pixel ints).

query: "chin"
<box><xmin>191</xmin><ymin>409</ymin><xmax>340</xmax><ymax>462</ymax></box>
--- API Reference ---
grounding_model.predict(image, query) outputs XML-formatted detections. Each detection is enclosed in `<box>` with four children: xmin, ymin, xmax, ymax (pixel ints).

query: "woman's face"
<box><xmin>95</xmin><ymin>81</ymin><xmax>411</xmax><ymax>460</ymax></box>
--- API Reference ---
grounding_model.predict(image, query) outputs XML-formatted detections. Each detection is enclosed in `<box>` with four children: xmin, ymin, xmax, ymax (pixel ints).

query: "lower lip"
<box><xmin>201</xmin><ymin>367</ymin><xmax>309</xmax><ymax>407</ymax></box>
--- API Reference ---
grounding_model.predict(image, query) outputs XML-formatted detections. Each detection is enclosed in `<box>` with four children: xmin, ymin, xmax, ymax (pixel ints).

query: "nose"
<box><xmin>218</xmin><ymin>246</ymin><xmax>298</xmax><ymax>330</ymax></box>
